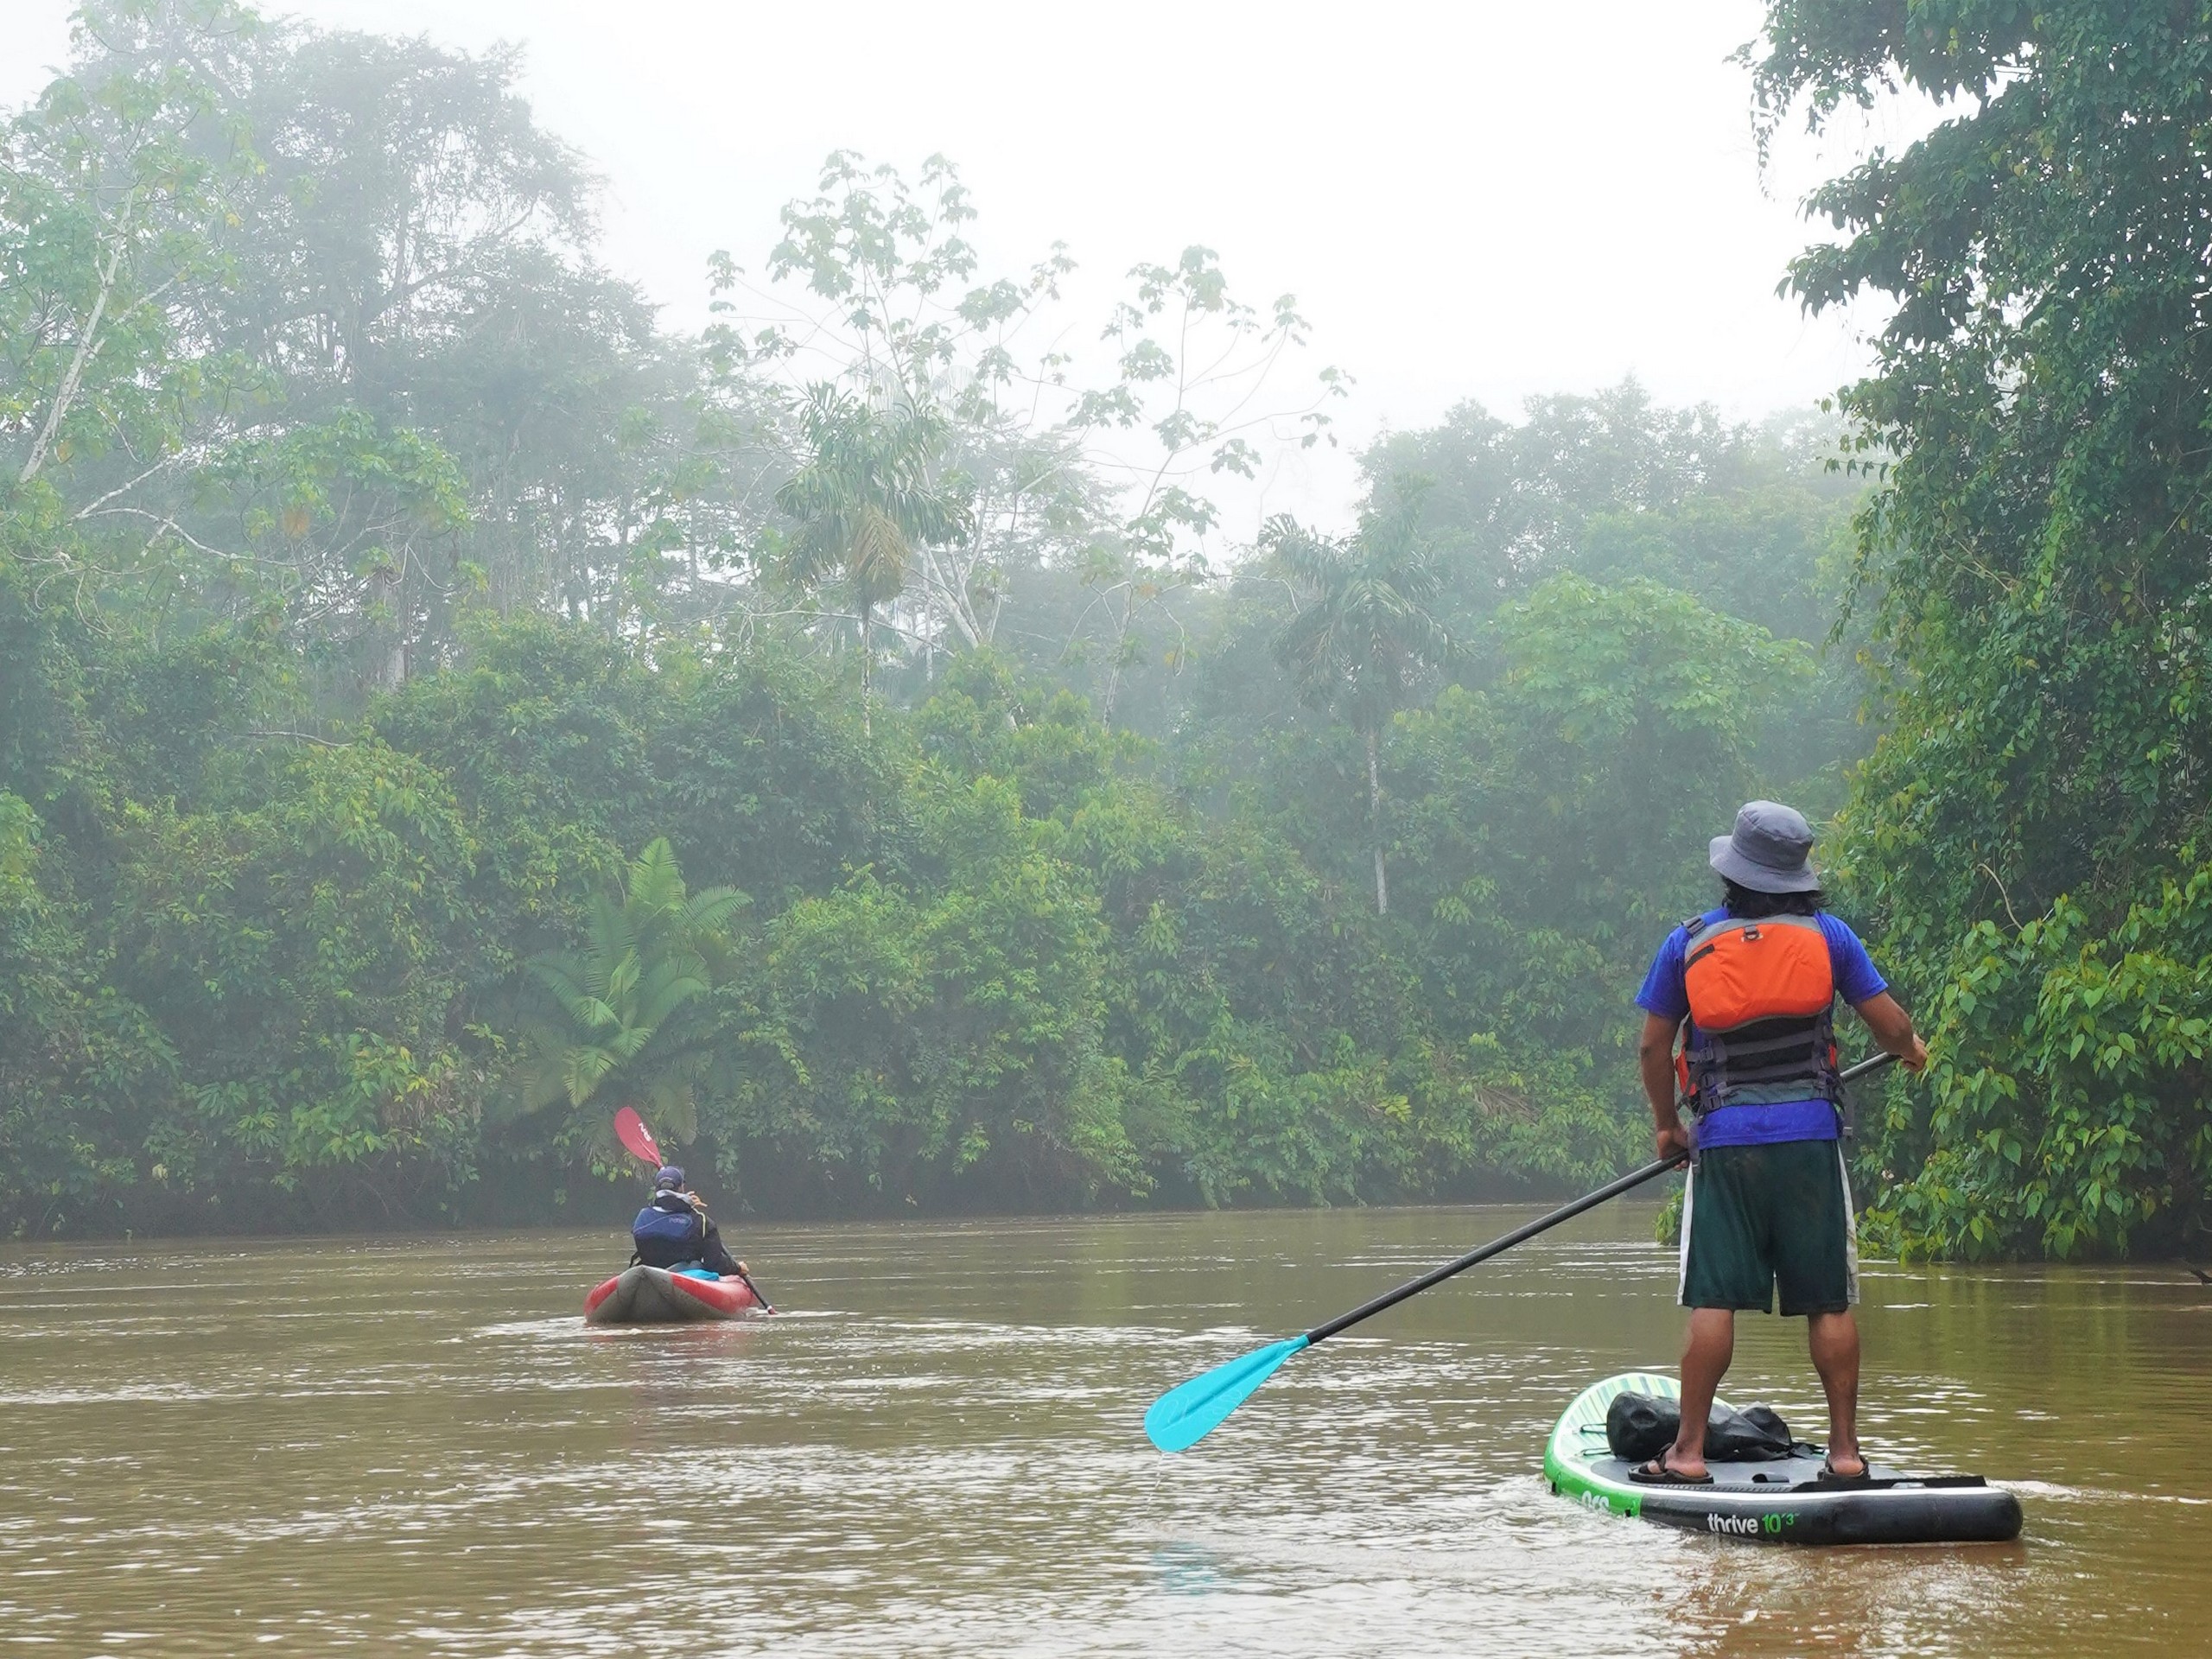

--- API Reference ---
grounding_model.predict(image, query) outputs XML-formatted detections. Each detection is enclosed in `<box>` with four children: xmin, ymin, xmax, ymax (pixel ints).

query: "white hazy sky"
<box><xmin>5</xmin><ymin>0</ymin><xmax>1922</xmax><ymax>525</ymax></box>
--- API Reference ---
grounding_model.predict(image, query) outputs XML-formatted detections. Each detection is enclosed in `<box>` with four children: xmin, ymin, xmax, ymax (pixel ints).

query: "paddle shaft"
<box><xmin>729</xmin><ymin>1263</ymin><xmax>776</xmax><ymax>1314</ymax></box>
<box><xmin>1300</xmin><ymin>1051</ymin><xmax>1900</xmax><ymax>1348</ymax></box>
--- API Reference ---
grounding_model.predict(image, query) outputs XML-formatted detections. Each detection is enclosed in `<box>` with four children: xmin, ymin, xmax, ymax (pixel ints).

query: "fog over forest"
<box><xmin>5</xmin><ymin>2</ymin><xmax>2209</xmax><ymax>1262</ymax></box>
<box><xmin>3</xmin><ymin>0</ymin><xmax>1912</xmax><ymax>501</ymax></box>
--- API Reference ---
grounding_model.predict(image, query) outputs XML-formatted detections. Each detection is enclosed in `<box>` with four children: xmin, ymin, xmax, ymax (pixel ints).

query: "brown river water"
<box><xmin>2</xmin><ymin>1203</ymin><xmax>2207</xmax><ymax>1656</ymax></box>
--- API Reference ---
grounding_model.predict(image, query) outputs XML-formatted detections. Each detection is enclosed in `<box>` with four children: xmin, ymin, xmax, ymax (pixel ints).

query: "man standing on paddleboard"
<box><xmin>1630</xmin><ymin>801</ymin><xmax>1927</xmax><ymax>1487</ymax></box>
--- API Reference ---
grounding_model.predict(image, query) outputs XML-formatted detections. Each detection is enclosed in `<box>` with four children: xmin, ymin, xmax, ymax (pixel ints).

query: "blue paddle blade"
<box><xmin>1144</xmin><ymin>1335</ymin><xmax>1310</xmax><ymax>1452</ymax></box>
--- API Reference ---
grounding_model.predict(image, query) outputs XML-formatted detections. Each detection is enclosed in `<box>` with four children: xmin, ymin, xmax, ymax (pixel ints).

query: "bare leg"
<box><xmin>1667</xmin><ymin>1307</ymin><xmax>1735</xmax><ymax>1477</ymax></box>
<box><xmin>1808</xmin><ymin>1309</ymin><xmax>1862</xmax><ymax>1475</ymax></box>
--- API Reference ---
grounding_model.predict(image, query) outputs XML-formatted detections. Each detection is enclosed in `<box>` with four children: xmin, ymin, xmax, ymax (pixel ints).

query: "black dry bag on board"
<box><xmin>1605</xmin><ymin>1390</ymin><xmax>1796</xmax><ymax>1463</ymax></box>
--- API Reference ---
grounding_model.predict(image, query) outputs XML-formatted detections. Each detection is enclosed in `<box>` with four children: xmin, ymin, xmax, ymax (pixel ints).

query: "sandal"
<box><xmin>1819</xmin><ymin>1448</ymin><xmax>1872</xmax><ymax>1484</ymax></box>
<box><xmin>1629</xmin><ymin>1451</ymin><xmax>1714</xmax><ymax>1487</ymax></box>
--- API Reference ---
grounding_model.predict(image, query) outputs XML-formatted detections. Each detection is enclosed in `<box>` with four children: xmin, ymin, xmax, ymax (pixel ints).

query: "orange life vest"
<box><xmin>1672</xmin><ymin>912</ymin><xmax>1841</xmax><ymax>1112</ymax></box>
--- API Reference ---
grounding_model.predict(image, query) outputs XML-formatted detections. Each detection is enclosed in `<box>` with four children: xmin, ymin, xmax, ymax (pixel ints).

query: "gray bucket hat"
<box><xmin>1709</xmin><ymin>800</ymin><xmax>1821</xmax><ymax>894</ymax></box>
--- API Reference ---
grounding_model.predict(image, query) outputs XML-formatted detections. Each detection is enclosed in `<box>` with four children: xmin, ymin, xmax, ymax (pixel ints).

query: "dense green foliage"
<box><xmin>0</xmin><ymin>1</ymin><xmax>1873</xmax><ymax>1236</ymax></box>
<box><xmin>1751</xmin><ymin>0</ymin><xmax>2212</xmax><ymax>1258</ymax></box>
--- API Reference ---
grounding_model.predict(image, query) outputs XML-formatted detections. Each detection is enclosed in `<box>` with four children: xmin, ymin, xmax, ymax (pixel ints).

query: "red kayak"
<box><xmin>584</xmin><ymin>1264</ymin><xmax>762</xmax><ymax>1325</ymax></box>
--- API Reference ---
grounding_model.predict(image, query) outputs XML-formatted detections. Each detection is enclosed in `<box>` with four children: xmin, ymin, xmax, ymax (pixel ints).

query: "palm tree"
<box><xmin>774</xmin><ymin>386</ymin><xmax>971</xmax><ymax>727</ymax></box>
<box><xmin>1268</xmin><ymin>493</ymin><xmax>1451</xmax><ymax>916</ymax></box>
<box><xmin>514</xmin><ymin>839</ymin><xmax>747</xmax><ymax>1146</ymax></box>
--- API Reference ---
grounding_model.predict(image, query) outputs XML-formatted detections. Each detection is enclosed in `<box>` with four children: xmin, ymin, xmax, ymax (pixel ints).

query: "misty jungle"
<box><xmin>5</xmin><ymin>0</ymin><xmax>2207</xmax><ymax>1265</ymax></box>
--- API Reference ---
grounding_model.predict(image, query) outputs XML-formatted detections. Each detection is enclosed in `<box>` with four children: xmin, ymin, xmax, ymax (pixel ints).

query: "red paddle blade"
<box><xmin>613</xmin><ymin>1107</ymin><xmax>661</xmax><ymax>1167</ymax></box>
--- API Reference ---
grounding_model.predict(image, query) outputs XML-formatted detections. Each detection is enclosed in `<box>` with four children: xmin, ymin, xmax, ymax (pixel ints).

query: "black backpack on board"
<box><xmin>1604</xmin><ymin>1389</ymin><xmax>1806</xmax><ymax>1463</ymax></box>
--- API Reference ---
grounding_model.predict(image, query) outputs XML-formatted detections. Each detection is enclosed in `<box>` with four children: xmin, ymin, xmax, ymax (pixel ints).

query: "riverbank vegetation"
<box><xmin>1747</xmin><ymin>1</ymin><xmax>2212</xmax><ymax>1259</ymax></box>
<box><xmin>5</xmin><ymin>0</ymin><xmax>2204</xmax><ymax>1256</ymax></box>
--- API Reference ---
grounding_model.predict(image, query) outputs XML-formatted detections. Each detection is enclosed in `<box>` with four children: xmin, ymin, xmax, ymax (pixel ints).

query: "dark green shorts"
<box><xmin>1679</xmin><ymin>1139</ymin><xmax>1858</xmax><ymax>1316</ymax></box>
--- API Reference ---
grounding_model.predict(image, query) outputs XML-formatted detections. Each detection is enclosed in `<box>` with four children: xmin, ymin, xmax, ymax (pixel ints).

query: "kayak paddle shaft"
<box><xmin>730</xmin><ymin>1264</ymin><xmax>777</xmax><ymax>1314</ymax></box>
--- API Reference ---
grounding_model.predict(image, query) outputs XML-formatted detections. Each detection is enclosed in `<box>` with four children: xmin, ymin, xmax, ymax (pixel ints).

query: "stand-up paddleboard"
<box><xmin>584</xmin><ymin>1264</ymin><xmax>760</xmax><ymax>1325</ymax></box>
<box><xmin>1545</xmin><ymin>1372</ymin><xmax>2022</xmax><ymax>1545</ymax></box>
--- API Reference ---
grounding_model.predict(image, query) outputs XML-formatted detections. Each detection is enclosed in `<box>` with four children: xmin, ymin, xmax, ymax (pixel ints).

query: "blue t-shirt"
<box><xmin>1635</xmin><ymin>907</ymin><xmax>1887</xmax><ymax>1147</ymax></box>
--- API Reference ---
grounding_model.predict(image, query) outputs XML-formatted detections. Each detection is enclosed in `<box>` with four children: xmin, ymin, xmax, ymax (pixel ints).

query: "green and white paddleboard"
<box><xmin>1544</xmin><ymin>1371</ymin><xmax>2022</xmax><ymax>1547</ymax></box>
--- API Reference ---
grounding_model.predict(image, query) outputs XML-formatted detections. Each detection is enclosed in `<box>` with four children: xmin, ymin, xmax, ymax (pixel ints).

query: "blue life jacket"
<box><xmin>632</xmin><ymin>1194</ymin><xmax>706</xmax><ymax>1267</ymax></box>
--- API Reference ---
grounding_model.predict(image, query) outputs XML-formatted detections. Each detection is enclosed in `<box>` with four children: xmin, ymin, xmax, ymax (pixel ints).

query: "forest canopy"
<box><xmin>1746</xmin><ymin>0</ymin><xmax>2212</xmax><ymax>1260</ymax></box>
<box><xmin>8</xmin><ymin>0</ymin><xmax>2201</xmax><ymax>1258</ymax></box>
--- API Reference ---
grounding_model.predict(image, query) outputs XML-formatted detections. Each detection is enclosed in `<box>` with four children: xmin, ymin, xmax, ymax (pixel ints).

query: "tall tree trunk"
<box><xmin>858</xmin><ymin>600</ymin><xmax>873</xmax><ymax>738</ymax></box>
<box><xmin>1099</xmin><ymin>588</ymin><xmax>1133</xmax><ymax>730</ymax></box>
<box><xmin>21</xmin><ymin>192</ymin><xmax>135</xmax><ymax>486</ymax></box>
<box><xmin>375</xmin><ymin>568</ymin><xmax>407</xmax><ymax>689</ymax></box>
<box><xmin>1366</xmin><ymin>726</ymin><xmax>1388</xmax><ymax>917</ymax></box>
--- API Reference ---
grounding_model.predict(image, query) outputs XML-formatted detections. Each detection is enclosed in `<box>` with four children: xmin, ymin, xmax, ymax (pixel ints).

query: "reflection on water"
<box><xmin>0</xmin><ymin>1205</ymin><xmax>2204</xmax><ymax>1656</ymax></box>
<box><xmin>1150</xmin><ymin>1541</ymin><xmax>1235</xmax><ymax>1597</ymax></box>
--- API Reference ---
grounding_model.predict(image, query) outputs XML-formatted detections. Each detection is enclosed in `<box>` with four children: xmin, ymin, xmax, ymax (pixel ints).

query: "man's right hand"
<box><xmin>1655</xmin><ymin>1118</ymin><xmax>1692</xmax><ymax>1160</ymax></box>
<box><xmin>1855</xmin><ymin>992</ymin><xmax>1929</xmax><ymax>1073</ymax></box>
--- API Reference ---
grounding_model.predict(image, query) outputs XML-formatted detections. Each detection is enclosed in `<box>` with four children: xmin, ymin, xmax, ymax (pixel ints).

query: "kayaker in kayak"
<box><xmin>1630</xmin><ymin>801</ymin><xmax>1928</xmax><ymax>1488</ymax></box>
<box><xmin>631</xmin><ymin>1166</ymin><xmax>747</xmax><ymax>1279</ymax></box>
